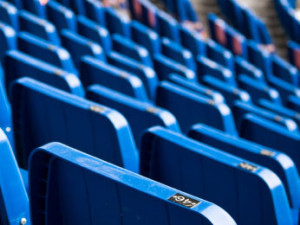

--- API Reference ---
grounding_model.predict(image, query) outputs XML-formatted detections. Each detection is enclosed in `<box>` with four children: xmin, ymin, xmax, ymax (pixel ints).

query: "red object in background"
<box><xmin>148</xmin><ymin>8</ymin><xmax>156</xmax><ymax>28</ymax></box>
<box><xmin>133</xmin><ymin>0</ymin><xmax>142</xmax><ymax>20</ymax></box>
<box><xmin>39</xmin><ymin>0</ymin><xmax>49</xmax><ymax>5</ymax></box>
<box><xmin>294</xmin><ymin>50</ymin><xmax>300</xmax><ymax>70</ymax></box>
<box><xmin>215</xmin><ymin>22</ymin><xmax>227</xmax><ymax>46</ymax></box>
<box><xmin>233</xmin><ymin>35</ymin><xmax>243</xmax><ymax>56</ymax></box>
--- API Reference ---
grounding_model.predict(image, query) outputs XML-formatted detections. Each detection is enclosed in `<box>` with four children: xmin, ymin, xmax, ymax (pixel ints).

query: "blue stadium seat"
<box><xmin>156</xmin><ymin>81</ymin><xmax>237</xmax><ymax>135</ymax></box>
<box><xmin>259</xmin><ymin>99</ymin><xmax>300</xmax><ymax>128</ymax></box>
<box><xmin>11</xmin><ymin>77</ymin><xmax>139</xmax><ymax>172</ymax></box>
<box><xmin>3</xmin><ymin>50</ymin><xmax>84</xmax><ymax>97</ymax></box>
<box><xmin>5</xmin><ymin>0</ymin><xmax>22</xmax><ymax>9</ymax></box>
<box><xmin>0</xmin><ymin>1</ymin><xmax>18</xmax><ymax>30</ymax></box>
<box><xmin>161</xmin><ymin>37</ymin><xmax>196</xmax><ymax>71</ymax></box>
<box><xmin>29</xmin><ymin>142</ymin><xmax>236</xmax><ymax>225</ymax></box>
<box><xmin>60</xmin><ymin>29</ymin><xmax>106</xmax><ymax>68</ymax></box>
<box><xmin>272</xmin><ymin>54</ymin><xmax>299</xmax><ymax>87</ymax></box>
<box><xmin>0</xmin><ymin>128</ymin><xmax>30</xmax><ymax>225</ymax></box>
<box><xmin>77</xmin><ymin>16</ymin><xmax>112</xmax><ymax>53</ymax></box>
<box><xmin>156</xmin><ymin>10</ymin><xmax>180</xmax><ymax>42</ymax></box>
<box><xmin>196</xmin><ymin>55</ymin><xmax>236</xmax><ymax>86</ymax></box>
<box><xmin>205</xmin><ymin>39</ymin><xmax>235</xmax><ymax>72</ymax></box>
<box><xmin>112</xmin><ymin>34</ymin><xmax>153</xmax><ymax>67</ymax></box>
<box><xmin>107</xmin><ymin>51</ymin><xmax>158</xmax><ymax>100</ymax></box>
<box><xmin>208</xmin><ymin>13</ymin><xmax>248</xmax><ymax>58</ymax></box>
<box><xmin>153</xmin><ymin>53</ymin><xmax>197</xmax><ymax>81</ymax></box>
<box><xmin>180</xmin><ymin>25</ymin><xmax>206</xmax><ymax>56</ymax></box>
<box><xmin>268</xmin><ymin>75</ymin><xmax>300</xmax><ymax>104</ymax></box>
<box><xmin>18</xmin><ymin>32</ymin><xmax>76</xmax><ymax>74</ymax></box>
<box><xmin>83</xmin><ymin>0</ymin><xmax>105</xmax><ymax>27</ymax></box>
<box><xmin>58</xmin><ymin>0</ymin><xmax>85</xmax><ymax>15</ymax></box>
<box><xmin>168</xmin><ymin>74</ymin><xmax>225</xmax><ymax>104</ymax></box>
<box><xmin>87</xmin><ymin>84</ymin><xmax>181</xmax><ymax>147</ymax></box>
<box><xmin>232</xmin><ymin>101</ymin><xmax>298</xmax><ymax>133</ymax></box>
<box><xmin>188</xmin><ymin>123</ymin><xmax>300</xmax><ymax>222</ymax></box>
<box><xmin>238</xmin><ymin>75</ymin><xmax>282</xmax><ymax>104</ymax></box>
<box><xmin>203</xmin><ymin>75</ymin><xmax>251</xmax><ymax>107</ymax></box>
<box><xmin>130</xmin><ymin>20</ymin><xmax>161</xmax><ymax>56</ymax></box>
<box><xmin>0</xmin><ymin>22</ymin><xmax>16</xmax><ymax>60</ymax></box>
<box><xmin>139</xmin><ymin>0</ymin><xmax>158</xmax><ymax>30</ymax></box>
<box><xmin>22</xmin><ymin>0</ymin><xmax>46</xmax><ymax>19</ymax></box>
<box><xmin>80</xmin><ymin>56</ymin><xmax>148</xmax><ymax>101</ymax></box>
<box><xmin>247</xmin><ymin>41</ymin><xmax>272</xmax><ymax>79</ymax></box>
<box><xmin>46</xmin><ymin>1</ymin><xmax>76</xmax><ymax>32</ymax></box>
<box><xmin>19</xmin><ymin>10</ymin><xmax>60</xmax><ymax>45</ymax></box>
<box><xmin>140</xmin><ymin>126</ymin><xmax>293</xmax><ymax>225</ymax></box>
<box><xmin>239</xmin><ymin>114</ymin><xmax>300</xmax><ymax>174</ymax></box>
<box><xmin>0</xmin><ymin>81</ymin><xmax>13</xmax><ymax>147</ymax></box>
<box><xmin>288</xmin><ymin>95</ymin><xmax>300</xmax><ymax>112</ymax></box>
<box><xmin>235</xmin><ymin>56</ymin><xmax>265</xmax><ymax>83</ymax></box>
<box><xmin>104</xmin><ymin>7</ymin><xmax>130</xmax><ymax>38</ymax></box>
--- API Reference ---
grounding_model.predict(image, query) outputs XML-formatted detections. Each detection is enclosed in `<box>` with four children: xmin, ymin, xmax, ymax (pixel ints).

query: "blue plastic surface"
<box><xmin>11</xmin><ymin>77</ymin><xmax>139</xmax><ymax>172</ymax></box>
<box><xmin>29</xmin><ymin>142</ymin><xmax>237</xmax><ymax>225</ymax></box>
<box><xmin>140</xmin><ymin>126</ymin><xmax>293</xmax><ymax>225</ymax></box>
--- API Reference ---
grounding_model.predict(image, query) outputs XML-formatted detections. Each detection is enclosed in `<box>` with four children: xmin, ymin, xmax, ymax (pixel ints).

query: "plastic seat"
<box><xmin>268</xmin><ymin>76</ymin><xmax>300</xmax><ymax>104</ymax></box>
<box><xmin>83</xmin><ymin>0</ymin><xmax>105</xmax><ymax>27</ymax></box>
<box><xmin>156</xmin><ymin>9</ymin><xmax>180</xmax><ymax>42</ymax></box>
<box><xmin>140</xmin><ymin>126</ymin><xmax>293</xmax><ymax>225</ymax></box>
<box><xmin>87</xmin><ymin>84</ymin><xmax>181</xmax><ymax>147</ymax></box>
<box><xmin>0</xmin><ymin>128</ymin><xmax>30</xmax><ymax>225</ymax></box>
<box><xmin>208</xmin><ymin>13</ymin><xmax>248</xmax><ymax>58</ymax></box>
<box><xmin>188</xmin><ymin>123</ymin><xmax>300</xmax><ymax>223</ymax></box>
<box><xmin>156</xmin><ymin>81</ymin><xmax>237</xmax><ymax>135</ymax></box>
<box><xmin>46</xmin><ymin>1</ymin><xmax>76</xmax><ymax>32</ymax></box>
<box><xmin>203</xmin><ymin>75</ymin><xmax>251</xmax><ymax>107</ymax></box>
<box><xmin>272</xmin><ymin>54</ymin><xmax>299</xmax><ymax>87</ymax></box>
<box><xmin>60</xmin><ymin>29</ymin><xmax>106</xmax><ymax>68</ymax></box>
<box><xmin>240</xmin><ymin>114</ymin><xmax>300</xmax><ymax>174</ymax></box>
<box><xmin>112</xmin><ymin>34</ymin><xmax>153</xmax><ymax>67</ymax></box>
<box><xmin>288</xmin><ymin>95</ymin><xmax>300</xmax><ymax>112</ymax></box>
<box><xmin>107</xmin><ymin>52</ymin><xmax>158</xmax><ymax>100</ymax></box>
<box><xmin>19</xmin><ymin>10</ymin><xmax>60</xmax><ymax>45</ymax></box>
<box><xmin>3</xmin><ymin>50</ymin><xmax>84</xmax><ymax>97</ymax></box>
<box><xmin>18</xmin><ymin>32</ymin><xmax>76</xmax><ymax>74</ymax></box>
<box><xmin>196</xmin><ymin>56</ymin><xmax>236</xmax><ymax>86</ymax></box>
<box><xmin>259</xmin><ymin>99</ymin><xmax>300</xmax><ymax>128</ymax></box>
<box><xmin>29</xmin><ymin>142</ymin><xmax>236</xmax><ymax>225</ymax></box>
<box><xmin>168</xmin><ymin>74</ymin><xmax>225</xmax><ymax>104</ymax></box>
<box><xmin>235</xmin><ymin>56</ymin><xmax>265</xmax><ymax>83</ymax></box>
<box><xmin>11</xmin><ymin>77</ymin><xmax>138</xmax><ymax>172</ymax></box>
<box><xmin>0</xmin><ymin>22</ymin><xmax>16</xmax><ymax>61</ymax></box>
<box><xmin>104</xmin><ymin>7</ymin><xmax>130</xmax><ymax>38</ymax></box>
<box><xmin>130</xmin><ymin>20</ymin><xmax>161</xmax><ymax>56</ymax></box>
<box><xmin>0</xmin><ymin>1</ymin><xmax>18</xmax><ymax>30</ymax></box>
<box><xmin>238</xmin><ymin>75</ymin><xmax>282</xmax><ymax>104</ymax></box>
<box><xmin>205</xmin><ymin>39</ymin><xmax>235</xmax><ymax>72</ymax></box>
<box><xmin>58</xmin><ymin>0</ymin><xmax>85</xmax><ymax>15</ymax></box>
<box><xmin>153</xmin><ymin>53</ymin><xmax>197</xmax><ymax>81</ymax></box>
<box><xmin>5</xmin><ymin>0</ymin><xmax>22</xmax><ymax>9</ymax></box>
<box><xmin>179</xmin><ymin>25</ymin><xmax>206</xmax><ymax>57</ymax></box>
<box><xmin>77</xmin><ymin>16</ymin><xmax>112</xmax><ymax>53</ymax></box>
<box><xmin>161</xmin><ymin>37</ymin><xmax>196</xmax><ymax>71</ymax></box>
<box><xmin>0</xmin><ymin>81</ymin><xmax>13</xmax><ymax>147</ymax></box>
<box><xmin>80</xmin><ymin>56</ymin><xmax>149</xmax><ymax>101</ymax></box>
<box><xmin>139</xmin><ymin>0</ymin><xmax>158</xmax><ymax>30</ymax></box>
<box><xmin>232</xmin><ymin>101</ymin><xmax>298</xmax><ymax>133</ymax></box>
<box><xmin>22</xmin><ymin>0</ymin><xmax>46</xmax><ymax>18</ymax></box>
<box><xmin>247</xmin><ymin>41</ymin><xmax>272</xmax><ymax>79</ymax></box>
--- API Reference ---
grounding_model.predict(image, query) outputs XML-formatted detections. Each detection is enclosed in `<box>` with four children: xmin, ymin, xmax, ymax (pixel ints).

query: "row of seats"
<box><xmin>0</xmin><ymin>0</ymin><xmax>300</xmax><ymax>224</ymax></box>
<box><xmin>274</xmin><ymin>0</ymin><xmax>300</xmax><ymax>44</ymax></box>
